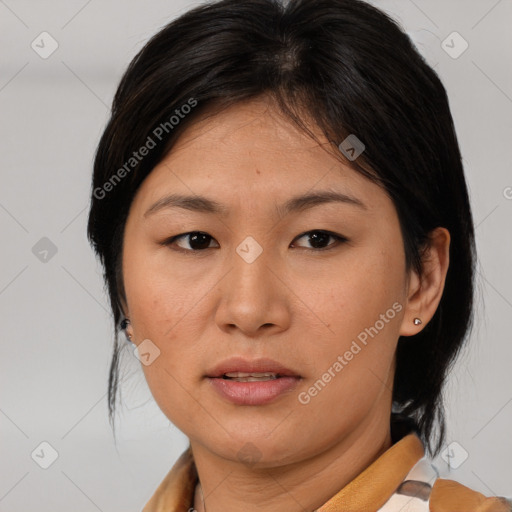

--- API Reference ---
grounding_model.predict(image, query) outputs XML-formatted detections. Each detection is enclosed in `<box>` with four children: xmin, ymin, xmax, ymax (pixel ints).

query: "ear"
<box><xmin>399</xmin><ymin>227</ymin><xmax>450</xmax><ymax>336</ymax></box>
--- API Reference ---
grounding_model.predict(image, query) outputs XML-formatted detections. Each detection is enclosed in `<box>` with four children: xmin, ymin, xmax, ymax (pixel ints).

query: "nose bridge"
<box><xmin>230</xmin><ymin>233</ymin><xmax>276</xmax><ymax>296</ymax></box>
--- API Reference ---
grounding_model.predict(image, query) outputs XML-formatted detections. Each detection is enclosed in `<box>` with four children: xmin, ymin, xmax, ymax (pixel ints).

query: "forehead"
<box><xmin>130</xmin><ymin>97</ymin><xmax>390</xmax><ymax>216</ymax></box>
<box><xmin>168</xmin><ymin>96</ymin><xmax>336</xmax><ymax>163</ymax></box>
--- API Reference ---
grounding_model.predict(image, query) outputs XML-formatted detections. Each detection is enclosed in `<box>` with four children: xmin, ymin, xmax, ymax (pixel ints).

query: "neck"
<box><xmin>191</xmin><ymin>412</ymin><xmax>393</xmax><ymax>512</ymax></box>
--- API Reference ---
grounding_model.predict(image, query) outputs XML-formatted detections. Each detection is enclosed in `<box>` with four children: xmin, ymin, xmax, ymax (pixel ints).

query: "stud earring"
<box><xmin>121</xmin><ymin>318</ymin><xmax>133</xmax><ymax>341</ymax></box>
<box><xmin>413</xmin><ymin>317</ymin><xmax>422</xmax><ymax>325</ymax></box>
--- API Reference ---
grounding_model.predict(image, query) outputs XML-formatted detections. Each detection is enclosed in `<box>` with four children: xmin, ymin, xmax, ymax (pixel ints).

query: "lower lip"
<box><xmin>207</xmin><ymin>376</ymin><xmax>301</xmax><ymax>405</ymax></box>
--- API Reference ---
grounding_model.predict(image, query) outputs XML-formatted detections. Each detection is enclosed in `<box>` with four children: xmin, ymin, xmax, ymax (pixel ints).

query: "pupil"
<box><xmin>309</xmin><ymin>232</ymin><xmax>329</xmax><ymax>249</ymax></box>
<box><xmin>190</xmin><ymin>232</ymin><xmax>210</xmax><ymax>250</ymax></box>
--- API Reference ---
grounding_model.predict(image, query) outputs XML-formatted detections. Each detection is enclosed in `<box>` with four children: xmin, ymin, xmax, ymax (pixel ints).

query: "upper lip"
<box><xmin>205</xmin><ymin>357</ymin><xmax>301</xmax><ymax>378</ymax></box>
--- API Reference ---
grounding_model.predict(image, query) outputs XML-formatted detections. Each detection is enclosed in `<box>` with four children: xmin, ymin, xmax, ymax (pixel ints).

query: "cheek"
<box><xmin>123</xmin><ymin>241</ymin><xmax>209</xmax><ymax>337</ymax></box>
<box><xmin>140</xmin><ymin>363</ymin><xmax>200</xmax><ymax>432</ymax></box>
<box><xmin>292</xmin><ymin>240</ymin><xmax>404</xmax><ymax>403</ymax></box>
<box><xmin>297</xmin><ymin>273</ymin><xmax>401</xmax><ymax>426</ymax></box>
<box><xmin>122</xmin><ymin>246</ymin><xmax>209</xmax><ymax>406</ymax></box>
<box><xmin>294</xmin><ymin>242</ymin><xmax>405</xmax><ymax>345</ymax></box>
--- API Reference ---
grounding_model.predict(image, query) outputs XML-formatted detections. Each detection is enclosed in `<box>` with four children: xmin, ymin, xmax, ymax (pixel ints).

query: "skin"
<box><xmin>121</xmin><ymin>95</ymin><xmax>450</xmax><ymax>512</ymax></box>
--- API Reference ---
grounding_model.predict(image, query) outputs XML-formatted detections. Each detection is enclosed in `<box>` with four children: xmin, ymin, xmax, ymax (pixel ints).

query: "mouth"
<box><xmin>205</xmin><ymin>356</ymin><xmax>301</xmax><ymax>379</ymax></box>
<box><xmin>205</xmin><ymin>357</ymin><xmax>302</xmax><ymax>405</ymax></box>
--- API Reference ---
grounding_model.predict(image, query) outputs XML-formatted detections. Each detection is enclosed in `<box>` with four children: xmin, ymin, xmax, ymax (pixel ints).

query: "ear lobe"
<box><xmin>399</xmin><ymin>227</ymin><xmax>450</xmax><ymax>337</ymax></box>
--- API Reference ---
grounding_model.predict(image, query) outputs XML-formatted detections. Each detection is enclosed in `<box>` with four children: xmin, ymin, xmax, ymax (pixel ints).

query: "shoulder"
<box><xmin>429</xmin><ymin>478</ymin><xmax>512</xmax><ymax>512</ymax></box>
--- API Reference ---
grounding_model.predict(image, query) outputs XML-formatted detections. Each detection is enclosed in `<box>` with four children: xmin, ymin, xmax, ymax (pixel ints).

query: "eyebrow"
<box><xmin>143</xmin><ymin>190</ymin><xmax>367</xmax><ymax>219</ymax></box>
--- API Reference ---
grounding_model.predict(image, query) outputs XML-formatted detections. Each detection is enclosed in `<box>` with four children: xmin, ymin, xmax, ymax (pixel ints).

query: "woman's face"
<box><xmin>122</xmin><ymin>96</ymin><xmax>417</xmax><ymax>464</ymax></box>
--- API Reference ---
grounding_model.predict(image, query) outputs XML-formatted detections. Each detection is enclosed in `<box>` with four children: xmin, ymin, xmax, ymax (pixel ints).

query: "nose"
<box><xmin>214</xmin><ymin>242</ymin><xmax>291</xmax><ymax>338</ymax></box>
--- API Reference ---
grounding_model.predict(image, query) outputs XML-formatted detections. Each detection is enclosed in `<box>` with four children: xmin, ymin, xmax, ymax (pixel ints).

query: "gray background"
<box><xmin>1</xmin><ymin>0</ymin><xmax>511</xmax><ymax>510</ymax></box>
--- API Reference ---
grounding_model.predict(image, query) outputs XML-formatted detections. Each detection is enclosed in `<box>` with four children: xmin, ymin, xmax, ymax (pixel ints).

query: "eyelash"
<box><xmin>160</xmin><ymin>230</ymin><xmax>348</xmax><ymax>254</ymax></box>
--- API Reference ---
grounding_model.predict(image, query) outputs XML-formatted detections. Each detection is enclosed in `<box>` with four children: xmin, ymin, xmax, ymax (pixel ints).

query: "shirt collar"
<box><xmin>143</xmin><ymin>432</ymin><xmax>425</xmax><ymax>512</ymax></box>
<box><xmin>316</xmin><ymin>432</ymin><xmax>425</xmax><ymax>511</ymax></box>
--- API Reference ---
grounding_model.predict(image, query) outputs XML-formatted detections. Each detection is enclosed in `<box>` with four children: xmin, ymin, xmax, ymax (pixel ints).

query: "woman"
<box><xmin>87</xmin><ymin>0</ymin><xmax>511</xmax><ymax>510</ymax></box>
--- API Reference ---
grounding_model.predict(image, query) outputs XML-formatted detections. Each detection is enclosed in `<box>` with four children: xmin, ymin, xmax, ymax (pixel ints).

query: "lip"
<box><xmin>205</xmin><ymin>356</ymin><xmax>302</xmax><ymax>406</ymax></box>
<box><xmin>205</xmin><ymin>356</ymin><xmax>300</xmax><ymax>378</ymax></box>
<box><xmin>208</xmin><ymin>376</ymin><xmax>301</xmax><ymax>405</ymax></box>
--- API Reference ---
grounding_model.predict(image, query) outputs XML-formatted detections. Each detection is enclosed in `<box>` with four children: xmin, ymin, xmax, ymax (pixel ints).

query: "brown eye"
<box><xmin>164</xmin><ymin>232</ymin><xmax>219</xmax><ymax>251</ymax></box>
<box><xmin>291</xmin><ymin>230</ymin><xmax>347</xmax><ymax>251</ymax></box>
